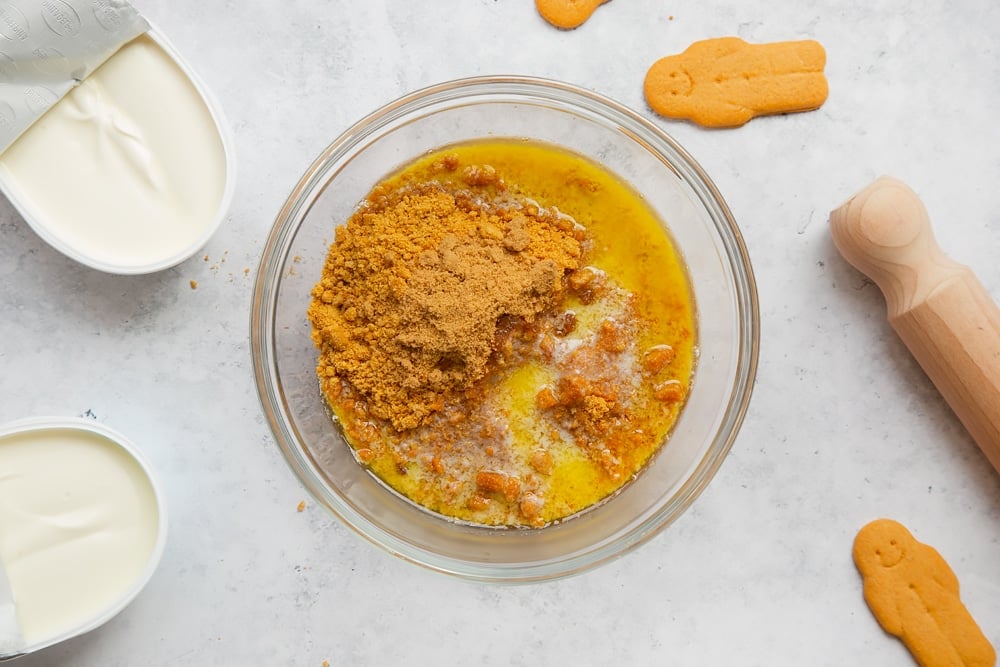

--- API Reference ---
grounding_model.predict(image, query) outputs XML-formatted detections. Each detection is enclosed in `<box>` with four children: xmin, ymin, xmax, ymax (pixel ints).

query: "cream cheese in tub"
<box><xmin>0</xmin><ymin>418</ymin><xmax>166</xmax><ymax>660</ymax></box>
<box><xmin>0</xmin><ymin>2</ymin><xmax>235</xmax><ymax>274</ymax></box>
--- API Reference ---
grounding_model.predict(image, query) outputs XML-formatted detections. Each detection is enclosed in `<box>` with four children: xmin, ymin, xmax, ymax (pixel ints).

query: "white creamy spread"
<box><xmin>0</xmin><ymin>34</ymin><xmax>227</xmax><ymax>270</ymax></box>
<box><xmin>0</xmin><ymin>427</ymin><xmax>160</xmax><ymax>647</ymax></box>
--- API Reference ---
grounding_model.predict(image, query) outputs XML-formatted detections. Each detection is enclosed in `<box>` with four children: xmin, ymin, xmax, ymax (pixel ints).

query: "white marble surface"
<box><xmin>2</xmin><ymin>1</ymin><xmax>999</xmax><ymax>665</ymax></box>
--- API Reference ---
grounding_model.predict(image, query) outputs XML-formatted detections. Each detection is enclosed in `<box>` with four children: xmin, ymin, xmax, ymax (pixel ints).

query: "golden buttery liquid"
<box><xmin>320</xmin><ymin>139</ymin><xmax>696</xmax><ymax>527</ymax></box>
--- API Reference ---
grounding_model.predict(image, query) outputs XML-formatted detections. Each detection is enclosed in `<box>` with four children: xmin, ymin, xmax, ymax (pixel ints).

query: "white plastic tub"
<box><xmin>0</xmin><ymin>417</ymin><xmax>167</xmax><ymax>659</ymax></box>
<box><xmin>0</xmin><ymin>28</ymin><xmax>236</xmax><ymax>274</ymax></box>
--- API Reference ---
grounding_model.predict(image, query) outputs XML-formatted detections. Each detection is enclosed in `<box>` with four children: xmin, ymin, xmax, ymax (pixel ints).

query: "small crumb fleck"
<box><xmin>293</xmin><ymin>255</ymin><xmax>302</xmax><ymax>263</ymax></box>
<box><xmin>297</xmin><ymin>500</ymin><xmax>306</xmax><ymax>512</ymax></box>
<box><xmin>243</xmin><ymin>267</ymin><xmax>250</xmax><ymax>275</ymax></box>
<box><xmin>203</xmin><ymin>254</ymin><xmax>209</xmax><ymax>262</ymax></box>
<box><xmin>668</xmin><ymin>15</ymin><xmax>674</xmax><ymax>20</ymax></box>
<box><xmin>322</xmin><ymin>661</ymin><xmax>330</xmax><ymax>667</ymax></box>
<box><xmin>189</xmin><ymin>280</ymin><xmax>198</xmax><ymax>290</ymax></box>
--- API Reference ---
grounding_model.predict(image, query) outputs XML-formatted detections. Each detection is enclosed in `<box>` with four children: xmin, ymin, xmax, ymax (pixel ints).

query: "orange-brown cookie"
<box><xmin>536</xmin><ymin>0</ymin><xmax>608</xmax><ymax>30</ymax></box>
<box><xmin>643</xmin><ymin>37</ymin><xmax>828</xmax><ymax>128</ymax></box>
<box><xmin>853</xmin><ymin>519</ymin><xmax>996</xmax><ymax>667</ymax></box>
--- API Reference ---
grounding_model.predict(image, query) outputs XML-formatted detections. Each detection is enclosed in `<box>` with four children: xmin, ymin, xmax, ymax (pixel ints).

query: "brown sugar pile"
<box><xmin>308</xmin><ymin>175</ymin><xmax>584</xmax><ymax>431</ymax></box>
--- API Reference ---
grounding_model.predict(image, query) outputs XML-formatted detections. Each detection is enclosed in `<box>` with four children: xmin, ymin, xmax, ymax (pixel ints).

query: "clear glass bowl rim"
<box><xmin>250</xmin><ymin>75</ymin><xmax>760</xmax><ymax>583</ymax></box>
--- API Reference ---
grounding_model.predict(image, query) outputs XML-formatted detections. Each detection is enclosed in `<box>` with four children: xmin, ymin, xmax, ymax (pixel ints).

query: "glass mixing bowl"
<box><xmin>251</xmin><ymin>76</ymin><xmax>759</xmax><ymax>582</ymax></box>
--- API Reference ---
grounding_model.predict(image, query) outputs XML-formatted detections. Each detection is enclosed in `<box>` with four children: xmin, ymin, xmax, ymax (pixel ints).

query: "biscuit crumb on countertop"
<box><xmin>189</xmin><ymin>280</ymin><xmax>198</xmax><ymax>290</ymax></box>
<box><xmin>296</xmin><ymin>500</ymin><xmax>306</xmax><ymax>512</ymax></box>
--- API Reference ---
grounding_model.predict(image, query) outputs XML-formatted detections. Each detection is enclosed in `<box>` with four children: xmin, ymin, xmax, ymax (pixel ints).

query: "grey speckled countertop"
<box><xmin>2</xmin><ymin>1</ymin><xmax>998</xmax><ymax>665</ymax></box>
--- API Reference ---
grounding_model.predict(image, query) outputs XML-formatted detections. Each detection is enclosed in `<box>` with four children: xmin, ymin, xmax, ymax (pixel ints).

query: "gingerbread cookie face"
<box><xmin>853</xmin><ymin>519</ymin><xmax>996</xmax><ymax>667</ymax></box>
<box><xmin>644</xmin><ymin>37</ymin><xmax>829</xmax><ymax>128</ymax></box>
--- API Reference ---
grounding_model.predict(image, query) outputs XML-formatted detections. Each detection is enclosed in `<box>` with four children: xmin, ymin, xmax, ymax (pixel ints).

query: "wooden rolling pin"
<box><xmin>830</xmin><ymin>176</ymin><xmax>1000</xmax><ymax>475</ymax></box>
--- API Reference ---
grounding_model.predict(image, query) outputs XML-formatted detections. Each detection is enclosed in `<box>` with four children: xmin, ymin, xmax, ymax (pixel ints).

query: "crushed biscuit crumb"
<box><xmin>309</xmin><ymin>180</ymin><xmax>580</xmax><ymax>431</ymax></box>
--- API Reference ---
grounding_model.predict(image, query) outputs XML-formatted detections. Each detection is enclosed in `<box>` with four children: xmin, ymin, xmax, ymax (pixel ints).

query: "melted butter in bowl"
<box><xmin>308</xmin><ymin>140</ymin><xmax>696</xmax><ymax>527</ymax></box>
<box><xmin>0</xmin><ymin>31</ymin><xmax>235</xmax><ymax>274</ymax></box>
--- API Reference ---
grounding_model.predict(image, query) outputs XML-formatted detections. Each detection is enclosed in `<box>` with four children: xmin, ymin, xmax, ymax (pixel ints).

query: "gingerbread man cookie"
<box><xmin>643</xmin><ymin>37</ymin><xmax>828</xmax><ymax>128</ymax></box>
<box><xmin>853</xmin><ymin>519</ymin><xmax>995</xmax><ymax>667</ymax></box>
<box><xmin>535</xmin><ymin>0</ymin><xmax>608</xmax><ymax>30</ymax></box>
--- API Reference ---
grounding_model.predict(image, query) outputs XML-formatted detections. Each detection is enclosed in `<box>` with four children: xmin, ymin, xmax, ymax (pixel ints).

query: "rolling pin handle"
<box><xmin>830</xmin><ymin>177</ymin><xmax>1000</xmax><ymax>476</ymax></box>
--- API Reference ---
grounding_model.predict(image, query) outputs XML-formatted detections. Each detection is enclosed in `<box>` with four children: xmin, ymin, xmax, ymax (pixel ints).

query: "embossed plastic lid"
<box><xmin>0</xmin><ymin>0</ymin><xmax>149</xmax><ymax>153</ymax></box>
